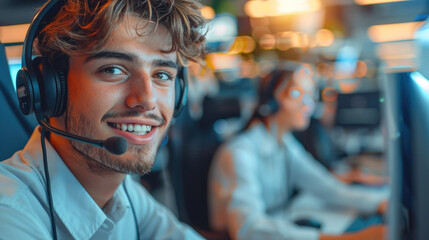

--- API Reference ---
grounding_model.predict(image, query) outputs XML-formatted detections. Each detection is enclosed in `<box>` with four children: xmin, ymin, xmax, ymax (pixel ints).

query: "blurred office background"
<box><xmin>1</xmin><ymin>0</ymin><xmax>428</xmax><ymax>239</ymax></box>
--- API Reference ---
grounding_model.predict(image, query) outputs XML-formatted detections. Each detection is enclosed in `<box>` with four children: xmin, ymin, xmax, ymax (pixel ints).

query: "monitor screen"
<box><xmin>334</xmin><ymin>91</ymin><xmax>381</xmax><ymax>129</ymax></box>
<box><xmin>8</xmin><ymin>59</ymin><xmax>21</xmax><ymax>92</ymax></box>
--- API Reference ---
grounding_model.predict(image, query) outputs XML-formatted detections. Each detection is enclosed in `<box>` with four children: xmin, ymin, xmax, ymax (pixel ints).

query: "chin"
<box><xmin>294</xmin><ymin>119</ymin><xmax>311</xmax><ymax>131</ymax></box>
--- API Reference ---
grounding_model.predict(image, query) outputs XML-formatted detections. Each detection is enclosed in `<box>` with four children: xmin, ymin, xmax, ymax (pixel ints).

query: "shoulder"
<box><xmin>283</xmin><ymin>133</ymin><xmax>309</xmax><ymax>156</ymax></box>
<box><xmin>0</xmin><ymin>156</ymin><xmax>49</xmax><ymax>237</ymax></box>
<box><xmin>0</xmin><ymin>152</ymin><xmax>45</xmax><ymax>207</ymax></box>
<box><xmin>223</xmin><ymin>125</ymin><xmax>263</xmax><ymax>155</ymax></box>
<box><xmin>211</xmin><ymin>127</ymin><xmax>264</xmax><ymax>178</ymax></box>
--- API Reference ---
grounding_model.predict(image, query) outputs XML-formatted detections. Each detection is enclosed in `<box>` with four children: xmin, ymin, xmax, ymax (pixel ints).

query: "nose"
<box><xmin>302</xmin><ymin>94</ymin><xmax>315</xmax><ymax>113</ymax></box>
<box><xmin>125</xmin><ymin>73</ymin><xmax>156</xmax><ymax>111</ymax></box>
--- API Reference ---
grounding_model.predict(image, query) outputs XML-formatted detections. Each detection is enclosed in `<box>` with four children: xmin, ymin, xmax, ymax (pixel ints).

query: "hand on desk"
<box><xmin>320</xmin><ymin>225</ymin><xmax>386</xmax><ymax>240</ymax></box>
<box><xmin>334</xmin><ymin>167</ymin><xmax>388</xmax><ymax>186</ymax></box>
<box><xmin>377</xmin><ymin>201</ymin><xmax>388</xmax><ymax>215</ymax></box>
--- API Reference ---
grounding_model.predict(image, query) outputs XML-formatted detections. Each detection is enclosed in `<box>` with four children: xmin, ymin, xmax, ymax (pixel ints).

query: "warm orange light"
<box><xmin>355</xmin><ymin>0</ymin><xmax>408</xmax><ymax>5</ymax></box>
<box><xmin>276</xmin><ymin>31</ymin><xmax>301</xmax><ymax>50</ymax></box>
<box><xmin>227</xmin><ymin>36</ymin><xmax>256</xmax><ymax>54</ymax></box>
<box><xmin>245</xmin><ymin>0</ymin><xmax>321</xmax><ymax>18</ymax></box>
<box><xmin>242</xmin><ymin>36</ymin><xmax>256</xmax><ymax>53</ymax></box>
<box><xmin>276</xmin><ymin>0</ymin><xmax>321</xmax><ymax>15</ymax></box>
<box><xmin>368</xmin><ymin>22</ymin><xmax>424</xmax><ymax>43</ymax></box>
<box><xmin>4</xmin><ymin>45</ymin><xmax>23</xmax><ymax>61</ymax></box>
<box><xmin>321</xmin><ymin>87</ymin><xmax>338</xmax><ymax>102</ymax></box>
<box><xmin>0</xmin><ymin>24</ymin><xmax>30</xmax><ymax>44</ymax></box>
<box><xmin>316</xmin><ymin>29</ymin><xmax>335</xmax><ymax>47</ymax></box>
<box><xmin>355</xmin><ymin>60</ymin><xmax>368</xmax><ymax>78</ymax></box>
<box><xmin>228</xmin><ymin>37</ymin><xmax>244</xmax><ymax>55</ymax></box>
<box><xmin>376</xmin><ymin>41</ymin><xmax>415</xmax><ymax>60</ymax></box>
<box><xmin>201</xmin><ymin>6</ymin><xmax>215</xmax><ymax>19</ymax></box>
<box><xmin>260</xmin><ymin>34</ymin><xmax>276</xmax><ymax>50</ymax></box>
<box><xmin>300</xmin><ymin>33</ymin><xmax>310</xmax><ymax>48</ymax></box>
<box><xmin>206</xmin><ymin>53</ymin><xmax>241</xmax><ymax>71</ymax></box>
<box><xmin>338</xmin><ymin>79</ymin><xmax>361</xmax><ymax>93</ymax></box>
<box><xmin>384</xmin><ymin>59</ymin><xmax>416</xmax><ymax>69</ymax></box>
<box><xmin>276</xmin><ymin>32</ymin><xmax>291</xmax><ymax>50</ymax></box>
<box><xmin>244</xmin><ymin>0</ymin><xmax>269</xmax><ymax>18</ymax></box>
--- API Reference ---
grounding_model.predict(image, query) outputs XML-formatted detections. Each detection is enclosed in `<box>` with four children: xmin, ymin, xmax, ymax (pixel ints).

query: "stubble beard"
<box><xmin>65</xmin><ymin>105</ymin><xmax>160</xmax><ymax>176</ymax></box>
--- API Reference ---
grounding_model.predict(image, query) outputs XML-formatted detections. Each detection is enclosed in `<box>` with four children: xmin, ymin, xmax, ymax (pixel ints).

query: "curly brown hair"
<box><xmin>37</xmin><ymin>0</ymin><xmax>207</xmax><ymax>67</ymax></box>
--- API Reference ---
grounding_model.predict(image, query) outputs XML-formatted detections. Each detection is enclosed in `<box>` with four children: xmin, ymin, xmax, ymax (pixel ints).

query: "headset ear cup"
<box><xmin>34</xmin><ymin>58</ymin><xmax>67</xmax><ymax>118</ymax></box>
<box><xmin>258</xmin><ymin>99</ymin><xmax>279</xmax><ymax>117</ymax></box>
<box><xmin>173</xmin><ymin>68</ymin><xmax>188</xmax><ymax>118</ymax></box>
<box><xmin>16</xmin><ymin>69</ymin><xmax>35</xmax><ymax>115</ymax></box>
<box><xmin>53</xmin><ymin>70</ymin><xmax>67</xmax><ymax>117</ymax></box>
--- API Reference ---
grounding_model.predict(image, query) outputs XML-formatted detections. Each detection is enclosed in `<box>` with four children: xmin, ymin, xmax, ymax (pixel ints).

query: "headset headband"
<box><xmin>22</xmin><ymin>0</ymin><xmax>64</xmax><ymax>71</ymax></box>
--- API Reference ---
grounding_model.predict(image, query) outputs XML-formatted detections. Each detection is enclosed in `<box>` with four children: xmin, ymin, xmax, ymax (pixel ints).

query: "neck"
<box><xmin>48</xmin><ymin>120</ymin><xmax>125</xmax><ymax>209</ymax></box>
<box><xmin>267</xmin><ymin>116</ymin><xmax>290</xmax><ymax>143</ymax></box>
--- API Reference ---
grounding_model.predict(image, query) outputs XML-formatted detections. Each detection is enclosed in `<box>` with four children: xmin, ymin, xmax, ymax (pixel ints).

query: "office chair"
<box><xmin>168</xmin><ymin>95</ymin><xmax>243</xmax><ymax>240</ymax></box>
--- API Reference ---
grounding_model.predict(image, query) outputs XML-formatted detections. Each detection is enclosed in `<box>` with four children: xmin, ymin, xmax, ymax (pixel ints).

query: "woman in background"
<box><xmin>208</xmin><ymin>61</ymin><xmax>386</xmax><ymax>240</ymax></box>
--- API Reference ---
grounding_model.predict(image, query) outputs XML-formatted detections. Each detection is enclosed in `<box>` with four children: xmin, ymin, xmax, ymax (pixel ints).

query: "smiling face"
<box><xmin>64</xmin><ymin>16</ymin><xmax>177</xmax><ymax>175</ymax></box>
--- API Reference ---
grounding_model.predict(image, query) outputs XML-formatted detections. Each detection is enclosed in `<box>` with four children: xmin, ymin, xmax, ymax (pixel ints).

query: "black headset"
<box><xmin>257</xmin><ymin>68</ymin><xmax>294</xmax><ymax>117</ymax></box>
<box><xmin>16</xmin><ymin>0</ymin><xmax>188</xmax><ymax>121</ymax></box>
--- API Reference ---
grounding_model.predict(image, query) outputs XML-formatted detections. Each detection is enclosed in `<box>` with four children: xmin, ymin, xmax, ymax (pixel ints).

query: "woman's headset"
<box><xmin>257</xmin><ymin>67</ymin><xmax>294</xmax><ymax>117</ymax></box>
<box><xmin>15</xmin><ymin>0</ymin><xmax>188</xmax><ymax>121</ymax></box>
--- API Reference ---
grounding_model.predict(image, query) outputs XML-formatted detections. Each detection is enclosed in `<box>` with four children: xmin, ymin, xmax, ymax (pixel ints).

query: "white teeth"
<box><xmin>114</xmin><ymin>123</ymin><xmax>152</xmax><ymax>134</ymax></box>
<box><xmin>133</xmin><ymin>132</ymin><xmax>146</xmax><ymax>135</ymax></box>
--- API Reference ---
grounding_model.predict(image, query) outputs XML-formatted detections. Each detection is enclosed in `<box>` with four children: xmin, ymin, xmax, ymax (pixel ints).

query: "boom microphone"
<box><xmin>40</xmin><ymin>120</ymin><xmax>128</xmax><ymax>155</ymax></box>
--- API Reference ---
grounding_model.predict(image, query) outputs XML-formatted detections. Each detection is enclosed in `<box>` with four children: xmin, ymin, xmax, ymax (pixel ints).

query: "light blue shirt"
<box><xmin>0</xmin><ymin>127</ymin><xmax>203</xmax><ymax>240</ymax></box>
<box><xmin>209</xmin><ymin>123</ymin><xmax>386</xmax><ymax>240</ymax></box>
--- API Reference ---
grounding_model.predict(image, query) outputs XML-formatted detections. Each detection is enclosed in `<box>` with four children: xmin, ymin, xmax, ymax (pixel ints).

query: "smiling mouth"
<box><xmin>108</xmin><ymin>123</ymin><xmax>153</xmax><ymax>136</ymax></box>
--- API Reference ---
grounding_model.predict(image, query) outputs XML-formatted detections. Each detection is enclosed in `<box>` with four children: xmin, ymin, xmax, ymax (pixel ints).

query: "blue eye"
<box><xmin>154</xmin><ymin>72</ymin><xmax>173</xmax><ymax>81</ymax></box>
<box><xmin>97</xmin><ymin>65</ymin><xmax>128</xmax><ymax>82</ymax></box>
<box><xmin>290</xmin><ymin>89</ymin><xmax>302</xmax><ymax>99</ymax></box>
<box><xmin>103</xmin><ymin>67</ymin><xmax>124</xmax><ymax>75</ymax></box>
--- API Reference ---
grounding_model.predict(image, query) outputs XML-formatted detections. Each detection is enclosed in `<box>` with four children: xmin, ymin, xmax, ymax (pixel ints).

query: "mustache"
<box><xmin>101</xmin><ymin>110</ymin><xmax>165</xmax><ymax>125</ymax></box>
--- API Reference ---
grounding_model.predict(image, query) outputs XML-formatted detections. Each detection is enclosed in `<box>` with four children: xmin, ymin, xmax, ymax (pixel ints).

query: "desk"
<box><xmin>286</xmin><ymin>193</ymin><xmax>358</xmax><ymax>234</ymax></box>
<box><xmin>285</xmin><ymin>186</ymin><xmax>390</xmax><ymax>235</ymax></box>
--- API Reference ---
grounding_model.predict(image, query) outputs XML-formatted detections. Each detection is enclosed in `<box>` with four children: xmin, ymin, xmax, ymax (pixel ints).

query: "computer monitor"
<box><xmin>334</xmin><ymin>91</ymin><xmax>381</xmax><ymax>129</ymax></box>
<box><xmin>383</xmin><ymin>18</ymin><xmax>429</xmax><ymax>240</ymax></box>
<box><xmin>383</xmin><ymin>68</ymin><xmax>429</xmax><ymax>240</ymax></box>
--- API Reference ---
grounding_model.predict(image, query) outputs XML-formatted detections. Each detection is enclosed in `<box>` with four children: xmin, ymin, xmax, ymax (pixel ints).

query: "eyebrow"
<box><xmin>84</xmin><ymin>51</ymin><xmax>178</xmax><ymax>69</ymax></box>
<box><xmin>85</xmin><ymin>51</ymin><xmax>137</xmax><ymax>63</ymax></box>
<box><xmin>153</xmin><ymin>59</ymin><xmax>179</xmax><ymax>69</ymax></box>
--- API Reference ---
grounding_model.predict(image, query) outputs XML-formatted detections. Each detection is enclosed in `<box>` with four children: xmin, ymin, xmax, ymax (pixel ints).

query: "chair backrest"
<box><xmin>0</xmin><ymin>42</ymin><xmax>37</xmax><ymax>160</ymax></box>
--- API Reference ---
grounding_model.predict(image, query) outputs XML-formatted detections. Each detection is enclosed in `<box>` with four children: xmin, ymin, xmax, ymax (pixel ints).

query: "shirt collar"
<box><xmin>251</xmin><ymin>123</ymin><xmax>286</xmax><ymax>154</ymax></box>
<box><xmin>23</xmin><ymin>126</ymin><xmax>130</xmax><ymax>239</ymax></box>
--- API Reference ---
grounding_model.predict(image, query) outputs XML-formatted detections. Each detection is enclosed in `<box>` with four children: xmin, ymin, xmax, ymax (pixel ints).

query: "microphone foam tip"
<box><xmin>103</xmin><ymin>136</ymin><xmax>128</xmax><ymax>155</ymax></box>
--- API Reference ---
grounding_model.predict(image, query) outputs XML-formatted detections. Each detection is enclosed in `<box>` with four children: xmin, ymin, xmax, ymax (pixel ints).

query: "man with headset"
<box><xmin>208</xmin><ymin>62</ymin><xmax>387</xmax><ymax>240</ymax></box>
<box><xmin>0</xmin><ymin>0</ymin><xmax>206</xmax><ymax>239</ymax></box>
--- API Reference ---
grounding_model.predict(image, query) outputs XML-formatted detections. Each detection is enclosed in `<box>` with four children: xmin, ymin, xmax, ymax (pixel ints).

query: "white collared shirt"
<box><xmin>0</xmin><ymin>127</ymin><xmax>203</xmax><ymax>240</ymax></box>
<box><xmin>208</xmin><ymin>123</ymin><xmax>386</xmax><ymax>240</ymax></box>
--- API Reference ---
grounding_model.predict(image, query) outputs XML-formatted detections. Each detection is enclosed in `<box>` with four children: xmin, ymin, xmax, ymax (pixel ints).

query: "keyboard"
<box><xmin>344</xmin><ymin>215</ymin><xmax>384</xmax><ymax>232</ymax></box>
